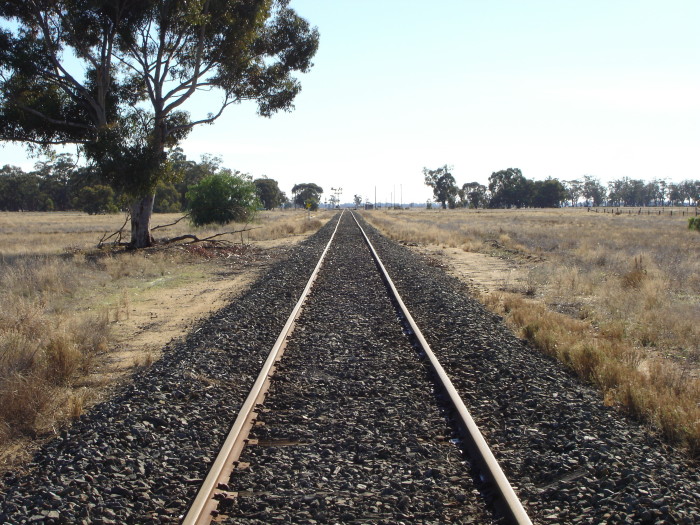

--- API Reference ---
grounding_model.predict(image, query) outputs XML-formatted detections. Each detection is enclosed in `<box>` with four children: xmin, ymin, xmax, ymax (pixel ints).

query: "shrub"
<box><xmin>186</xmin><ymin>173</ymin><xmax>259</xmax><ymax>226</ymax></box>
<box><xmin>689</xmin><ymin>217</ymin><xmax>700</xmax><ymax>231</ymax></box>
<box><xmin>73</xmin><ymin>185</ymin><xmax>119</xmax><ymax>214</ymax></box>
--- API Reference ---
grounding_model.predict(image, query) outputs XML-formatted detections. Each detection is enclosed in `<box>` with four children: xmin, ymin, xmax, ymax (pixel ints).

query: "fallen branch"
<box><xmin>98</xmin><ymin>212</ymin><xmax>130</xmax><ymax>247</ymax></box>
<box><xmin>152</xmin><ymin>213</ymin><xmax>191</xmax><ymax>231</ymax></box>
<box><xmin>163</xmin><ymin>226</ymin><xmax>261</xmax><ymax>245</ymax></box>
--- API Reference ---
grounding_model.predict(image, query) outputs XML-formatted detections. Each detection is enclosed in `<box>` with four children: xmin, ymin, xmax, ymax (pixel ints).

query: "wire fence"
<box><xmin>587</xmin><ymin>207</ymin><xmax>699</xmax><ymax>217</ymax></box>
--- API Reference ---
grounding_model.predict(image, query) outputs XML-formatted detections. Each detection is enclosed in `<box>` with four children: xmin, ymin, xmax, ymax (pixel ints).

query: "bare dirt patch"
<box><xmin>85</xmin><ymin>236</ymin><xmax>312</xmax><ymax>391</ymax></box>
<box><xmin>410</xmin><ymin>244</ymin><xmax>526</xmax><ymax>297</ymax></box>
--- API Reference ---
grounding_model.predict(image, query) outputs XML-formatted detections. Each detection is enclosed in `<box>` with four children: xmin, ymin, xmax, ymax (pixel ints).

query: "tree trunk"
<box><xmin>130</xmin><ymin>194</ymin><xmax>156</xmax><ymax>248</ymax></box>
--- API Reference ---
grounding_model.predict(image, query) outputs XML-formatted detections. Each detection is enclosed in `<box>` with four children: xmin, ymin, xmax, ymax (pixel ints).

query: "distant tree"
<box><xmin>582</xmin><ymin>175</ymin><xmax>606</xmax><ymax>206</ymax></box>
<box><xmin>186</xmin><ymin>172</ymin><xmax>258</xmax><ymax>226</ymax></box>
<box><xmin>645</xmin><ymin>180</ymin><xmax>662</xmax><ymax>206</ymax></box>
<box><xmin>0</xmin><ymin>165</ymin><xmax>42</xmax><ymax>211</ymax></box>
<box><xmin>254</xmin><ymin>178</ymin><xmax>285</xmax><ymax>210</ymax></box>
<box><xmin>607</xmin><ymin>179</ymin><xmax>624</xmax><ymax>206</ymax></box>
<box><xmin>623</xmin><ymin>179</ymin><xmax>647</xmax><ymax>206</ymax></box>
<box><xmin>423</xmin><ymin>165</ymin><xmax>458</xmax><ymax>209</ymax></box>
<box><xmin>457</xmin><ymin>187</ymin><xmax>467</xmax><ymax>207</ymax></box>
<box><xmin>33</xmin><ymin>154</ymin><xmax>77</xmax><ymax>211</ymax></box>
<box><xmin>0</xmin><ymin>1</ymin><xmax>319</xmax><ymax>247</ymax></box>
<box><xmin>680</xmin><ymin>180</ymin><xmax>699</xmax><ymax>206</ymax></box>
<box><xmin>564</xmin><ymin>179</ymin><xmax>583</xmax><ymax>207</ymax></box>
<box><xmin>531</xmin><ymin>178</ymin><xmax>567</xmax><ymax>207</ymax></box>
<box><xmin>488</xmin><ymin>168</ymin><xmax>530</xmax><ymax>208</ymax></box>
<box><xmin>73</xmin><ymin>185</ymin><xmax>119</xmax><ymax>215</ymax></box>
<box><xmin>668</xmin><ymin>183</ymin><xmax>683</xmax><ymax>206</ymax></box>
<box><xmin>292</xmin><ymin>183</ymin><xmax>323</xmax><ymax>209</ymax></box>
<box><xmin>462</xmin><ymin>182</ymin><xmax>488</xmax><ymax>208</ymax></box>
<box><xmin>353</xmin><ymin>194</ymin><xmax>363</xmax><ymax>208</ymax></box>
<box><xmin>153</xmin><ymin>181</ymin><xmax>182</xmax><ymax>213</ymax></box>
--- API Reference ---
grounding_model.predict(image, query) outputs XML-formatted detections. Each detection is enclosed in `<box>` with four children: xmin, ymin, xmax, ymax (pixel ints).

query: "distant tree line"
<box><xmin>423</xmin><ymin>165</ymin><xmax>700</xmax><ymax>209</ymax></box>
<box><xmin>0</xmin><ymin>149</ymin><xmax>292</xmax><ymax>215</ymax></box>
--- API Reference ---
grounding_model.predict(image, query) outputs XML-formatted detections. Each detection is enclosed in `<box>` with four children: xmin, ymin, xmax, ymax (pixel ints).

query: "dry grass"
<box><xmin>0</xmin><ymin>209</ymin><xmax>326</xmax><ymax>257</ymax></box>
<box><xmin>363</xmin><ymin>207</ymin><xmax>700</xmax><ymax>457</ymax></box>
<box><xmin>0</xmin><ymin>209</ymin><xmax>327</xmax><ymax>469</ymax></box>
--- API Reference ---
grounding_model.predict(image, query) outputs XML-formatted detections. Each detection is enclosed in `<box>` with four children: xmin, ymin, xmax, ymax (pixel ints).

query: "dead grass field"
<box><xmin>363</xmin><ymin>207</ymin><xmax>700</xmax><ymax>457</ymax></box>
<box><xmin>0</xmin><ymin>209</ymin><xmax>328</xmax><ymax>473</ymax></box>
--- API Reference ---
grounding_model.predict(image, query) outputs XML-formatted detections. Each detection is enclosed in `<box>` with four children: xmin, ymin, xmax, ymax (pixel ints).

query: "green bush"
<box><xmin>153</xmin><ymin>181</ymin><xmax>182</xmax><ymax>213</ymax></box>
<box><xmin>73</xmin><ymin>185</ymin><xmax>119</xmax><ymax>214</ymax></box>
<box><xmin>689</xmin><ymin>217</ymin><xmax>700</xmax><ymax>231</ymax></box>
<box><xmin>186</xmin><ymin>173</ymin><xmax>259</xmax><ymax>226</ymax></box>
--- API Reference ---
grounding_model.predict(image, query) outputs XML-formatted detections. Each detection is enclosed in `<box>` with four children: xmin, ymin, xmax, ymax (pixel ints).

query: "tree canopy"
<box><xmin>488</xmin><ymin>168</ymin><xmax>531</xmax><ymax>208</ymax></box>
<box><xmin>291</xmin><ymin>182</ymin><xmax>323</xmax><ymax>209</ymax></box>
<box><xmin>254</xmin><ymin>178</ymin><xmax>285</xmax><ymax>210</ymax></box>
<box><xmin>423</xmin><ymin>165</ymin><xmax>458</xmax><ymax>209</ymax></box>
<box><xmin>0</xmin><ymin>0</ymin><xmax>319</xmax><ymax>246</ymax></box>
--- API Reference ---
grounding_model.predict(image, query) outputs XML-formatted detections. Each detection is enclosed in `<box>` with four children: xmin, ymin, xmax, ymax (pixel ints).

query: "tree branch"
<box><xmin>98</xmin><ymin>212</ymin><xmax>131</xmax><ymax>247</ymax></box>
<box><xmin>151</xmin><ymin>213</ymin><xmax>190</xmax><ymax>231</ymax></box>
<box><xmin>161</xmin><ymin>0</ymin><xmax>211</xmax><ymax>116</ymax></box>
<box><xmin>166</xmin><ymin>96</ymin><xmax>238</xmax><ymax>136</ymax></box>
<box><xmin>163</xmin><ymin>226</ymin><xmax>261</xmax><ymax>245</ymax></box>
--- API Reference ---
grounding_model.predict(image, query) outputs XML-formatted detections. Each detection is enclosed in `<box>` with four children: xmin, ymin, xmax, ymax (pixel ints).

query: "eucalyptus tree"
<box><xmin>291</xmin><ymin>182</ymin><xmax>323</xmax><ymax>209</ymax></box>
<box><xmin>488</xmin><ymin>168</ymin><xmax>529</xmax><ymax>208</ymax></box>
<box><xmin>423</xmin><ymin>165</ymin><xmax>457</xmax><ymax>209</ymax></box>
<box><xmin>254</xmin><ymin>177</ymin><xmax>284</xmax><ymax>210</ymax></box>
<box><xmin>462</xmin><ymin>181</ymin><xmax>488</xmax><ymax>208</ymax></box>
<box><xmin>582</xmin><ymin>175</ymin><xmax>606</xmax><ymax>207</ymax></box>
<box><xmin>0</xmin><ymin>0</ymin><xmax>319</xmax><ymax>247</ymax></box>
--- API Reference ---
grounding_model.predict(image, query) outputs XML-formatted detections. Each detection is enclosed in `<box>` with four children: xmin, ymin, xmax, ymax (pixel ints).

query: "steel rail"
<box><xmin>350</xmin><ymin>211</ymin><xmax>532</xmax><ymax>525</ymax></box>
<box><xmin>182</xmin><ymin>211</ymin><xmax>345</xmax><ymax>525</ymax></box>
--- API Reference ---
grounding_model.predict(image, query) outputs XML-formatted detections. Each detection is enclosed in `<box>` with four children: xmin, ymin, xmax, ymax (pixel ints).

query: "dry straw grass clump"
<box><xmin>364</xmin><ymin>208</ymin><xmax>700</xmax><ymax>457</ymax></box>
<box><xmin>0</xmin><ymin>256</ymin><xmax>110</xmax><ymax>443</ymax></box>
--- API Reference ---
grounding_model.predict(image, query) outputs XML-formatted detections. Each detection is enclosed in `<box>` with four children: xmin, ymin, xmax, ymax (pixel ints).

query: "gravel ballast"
<box><xmin>1</xmin><ymin>210</ymin><xmax>698</xmax><ymax>524</ymax></box>
<box><xmin>219</xmin><ymin>212</ymin><xmax>495</xmax><ymax>524</ymax></box>
<box><xmin>358</xmin><ymin>213</ymin><xmax>700</xmax><ymax>524</ymax></box>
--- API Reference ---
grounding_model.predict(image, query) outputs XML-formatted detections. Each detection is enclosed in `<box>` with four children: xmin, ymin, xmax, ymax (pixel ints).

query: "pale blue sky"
<box><xmin>2</xmin><ymin>1</ymin><xmax>698</xmax><ymax>204</ymax></box>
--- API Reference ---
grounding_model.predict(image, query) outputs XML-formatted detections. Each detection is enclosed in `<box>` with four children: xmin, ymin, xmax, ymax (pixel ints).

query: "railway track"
<box><xmin>183</xmin><ymin>211</ymin><xmax>531</xmax><ymax>524</ymax></box>
<box><xmin>3</xmin><ymin>211</ymin><xmax>699</xmax><ymax>524</ymax></box>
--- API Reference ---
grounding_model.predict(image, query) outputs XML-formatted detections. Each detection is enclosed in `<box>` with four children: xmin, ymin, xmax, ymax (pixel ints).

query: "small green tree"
<box><xmin>186</xmin><ymin>173</ymin><xmax>258</xmax><ymax>226</ymax></box>
<box><xmin>73</xmin><ymin>185</ymin><xmax>119</xmax><ymax>215</ymax></box>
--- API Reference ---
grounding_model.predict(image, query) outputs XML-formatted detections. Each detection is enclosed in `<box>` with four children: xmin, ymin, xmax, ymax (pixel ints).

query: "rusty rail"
<box><xmin>181</xmin><ymin>211</ymin><xmax>344</xmax><ymax>524</ymax></box>
<box><xmin>350</xmin><ymin>211</ymin><xmax>532</xmax><ymax>525</ymax></box>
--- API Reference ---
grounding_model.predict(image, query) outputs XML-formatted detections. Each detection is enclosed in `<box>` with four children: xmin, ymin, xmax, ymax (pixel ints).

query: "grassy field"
<box><xmin>363</xmin><ymin>207</ymin><xmax>700</xmax><ymax>457</ymax></box>
<box><xmin>0</xmin><ymin>209</ymin><xmax>327</xmax><ymax>471</ymax></box>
